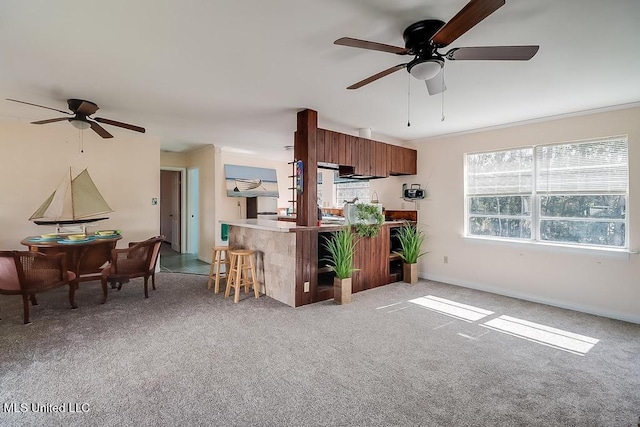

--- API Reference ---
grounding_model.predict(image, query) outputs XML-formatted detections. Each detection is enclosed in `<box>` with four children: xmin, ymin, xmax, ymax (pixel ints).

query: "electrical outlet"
<box><xmin>151</xmin><ymin>198</ymin><xmax>158</xmax><ymax>205</ymax></box>
<box><xmin>304</xmin><ymin>281</ymin><xmax>310</xmax><ymax>292</ymax></box>
<box><xmin>401</xmin><ymin>202</ymin><xmax>405</xmax><ymax>209</ymax></box>
<box><xmin>444</xmin><ymin>256</ymin><xmax>448</xmax><ymax>264</ymax></box>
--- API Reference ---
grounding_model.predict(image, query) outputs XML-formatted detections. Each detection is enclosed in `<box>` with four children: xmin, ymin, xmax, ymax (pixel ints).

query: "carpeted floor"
<box><xmin>0</xmin><ymin>273</ymin><xmax>638</xmax><ymax>426</ymax></box>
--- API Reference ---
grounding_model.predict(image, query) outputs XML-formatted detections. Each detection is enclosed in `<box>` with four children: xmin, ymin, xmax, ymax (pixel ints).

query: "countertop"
<box><xmin>221</xmin><ymin>218</ymin><xmax>406</xmax><ymax>233</ymax></box>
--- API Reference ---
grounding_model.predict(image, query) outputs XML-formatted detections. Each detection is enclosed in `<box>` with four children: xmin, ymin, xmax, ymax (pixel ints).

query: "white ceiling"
<box><xmin>1</xmin><ymin>0</ymin><xmax>639</xmax><ymax>161</ymax></box>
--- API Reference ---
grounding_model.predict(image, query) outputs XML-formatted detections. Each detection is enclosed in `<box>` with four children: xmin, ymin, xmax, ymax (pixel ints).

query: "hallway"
<box><xmin>159</xmin><ymin>242</ymin><xmax>210</xmax><ymax>275</ymax></box>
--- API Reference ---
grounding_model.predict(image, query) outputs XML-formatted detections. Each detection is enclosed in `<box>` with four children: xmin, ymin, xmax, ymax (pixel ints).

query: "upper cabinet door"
<box><xmin>388</xmin><ymin>145</ymin><xmax>417</xmax><ymax>175</ymax></box>
<box><xmin>403</xmin><ymin>147</ymin><xmax>417</xmax><ymax>175</ymax></box>
<box><xmin>374</xmin><ymin>141</ymin><xmax>388</xmax><ymax>177</ymax></box>
<box><xmin>316</xmin><ymin>129</ymin><xmax>325</xmax><ymax>163</ymax></box>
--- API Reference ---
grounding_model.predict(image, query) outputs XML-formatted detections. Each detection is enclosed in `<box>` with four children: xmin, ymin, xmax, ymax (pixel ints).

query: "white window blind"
<box><xmin>536</xmin><ymin>138</ymin><xmax>628</xmax><ymax>193</ymax></box>
<box><xmin>466</xmin><ymin>148</ymin><xmax>533</xmax><ymax>195</ymax></box>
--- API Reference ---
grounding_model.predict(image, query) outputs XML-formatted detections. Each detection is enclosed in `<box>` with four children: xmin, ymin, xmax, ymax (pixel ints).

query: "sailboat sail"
<box><xmin>70</xmin><ymin>169</ymin><xmax>112</xmax><ymax>218</ymax></box>
<box><xmin>30</xmin><ymin>168</ymin><xmax>113</xmax><ymax>223</ymax></box>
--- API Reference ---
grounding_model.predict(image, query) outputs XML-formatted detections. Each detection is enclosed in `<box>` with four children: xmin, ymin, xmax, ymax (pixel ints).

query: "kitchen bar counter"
<box><xmin>221</xmin><ymin>219</ymin><xmax>408</xmax><ymax>307</ymax></box>
<box><xmin>221</xmin><ymin>219</ymin><xmax>298</xmax><ymax>232</ymax></box>
<box><xmin>221</xmin><ymin>218</ymin><xmax>405</xmax><ymax>233</ymax></box>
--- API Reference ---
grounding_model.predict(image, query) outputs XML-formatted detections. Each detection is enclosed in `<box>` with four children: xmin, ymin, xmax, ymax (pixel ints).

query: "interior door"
<box><xmin>170</xmin><ymin>171</ymin><xmax>181</xmax><ymax>251</ymax></box>
<box><xmin>160</xmin><ymin>170</ymin><xmax>173</xmax><ymax>243</ymax></box>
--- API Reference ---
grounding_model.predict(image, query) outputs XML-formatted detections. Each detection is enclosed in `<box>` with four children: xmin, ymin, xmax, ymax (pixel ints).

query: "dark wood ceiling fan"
<box><xmin>6</xmin><ymin>98</ymin><xmax>145</xmax><ymax>138</ymax></box>
<box><xmin>334</xmin><ymin>0</ymin><xmax>539</xmax><ymax>95</ymax></box>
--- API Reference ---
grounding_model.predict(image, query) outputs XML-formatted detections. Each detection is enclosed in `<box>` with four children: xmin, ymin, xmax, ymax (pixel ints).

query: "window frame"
<box><xmin>464</xmin><ymin>136</ymin><xmax>629</xmax><ymax>250</ymax></box>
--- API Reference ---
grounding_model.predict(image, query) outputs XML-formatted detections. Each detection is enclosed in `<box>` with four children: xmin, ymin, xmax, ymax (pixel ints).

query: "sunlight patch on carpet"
<box><xmin>409</xmin><ymin>295</ymin><xmax>494</xmax><ymax>322</ymax></box>
<box><xmin>376</xmin><ymin>302</ymin><xmax>403</xmax><ymax>310</ymax></box>
<box><xmin>481</xmin><ymin>315</ymin><xmax>599</xmax><ymax>355</ymax></box>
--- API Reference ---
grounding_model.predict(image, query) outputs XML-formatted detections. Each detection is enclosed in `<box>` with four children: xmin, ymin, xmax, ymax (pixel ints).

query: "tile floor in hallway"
<box><xmin>159</xmin><ymin>242</ymin><xmax>211</xmax><ymax>275</ymax></box>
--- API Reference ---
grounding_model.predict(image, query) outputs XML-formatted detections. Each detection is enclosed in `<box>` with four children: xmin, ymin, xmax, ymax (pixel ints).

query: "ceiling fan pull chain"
<box><xmin>79</xmin><ymin>129</ymin><xmax>84</xmax><ymax>154</ymax></box>
<box><xmin>407</xmin><ymin>72</ymin><xmax>411</xmax><ymax>127</ymax></box>
<box><xmin>440</xmin><ymin>68</ymin><xmax>446</xmax><ymax>122</ymax></box>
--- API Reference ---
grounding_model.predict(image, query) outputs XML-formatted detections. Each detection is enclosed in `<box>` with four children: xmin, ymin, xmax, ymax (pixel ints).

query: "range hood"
<box><xmin>318</xmin><ymin>162</ymin><xmax>376</xmax><ymax>180</ymax></box>
<box><xmin>338</xmin><ymin>165</ymin><xmax>375</xmax><ymax>180</ymax></box>
<box><xmin>317</xmin><ymin>161</ymin><xmax>339</xmax><ymax>171</ymax></box>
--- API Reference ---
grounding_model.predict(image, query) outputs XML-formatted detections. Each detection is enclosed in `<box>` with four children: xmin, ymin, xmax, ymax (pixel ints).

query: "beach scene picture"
<box><xmin>224</xmin><ymin>164</ymin><xmax>279</xmax><ymax>197</ymax></box>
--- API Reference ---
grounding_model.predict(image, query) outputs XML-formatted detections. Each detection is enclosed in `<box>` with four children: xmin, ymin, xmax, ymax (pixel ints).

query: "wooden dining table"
<box><xmin>21</xmin><ymin>233</ymin><xmax>122</xmax><ymax>283</ymax></box>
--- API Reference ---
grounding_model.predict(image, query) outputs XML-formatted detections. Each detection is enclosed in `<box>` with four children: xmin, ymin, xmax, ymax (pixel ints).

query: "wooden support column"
<box><xmin>295</xmin><ymin>109</ymin><xmax>318</xmax><ymax>226</ymax></box>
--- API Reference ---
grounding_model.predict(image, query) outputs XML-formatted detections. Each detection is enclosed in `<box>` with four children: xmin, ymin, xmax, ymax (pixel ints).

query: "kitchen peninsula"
<box><xmin>223</xmin><ymin>109</ymin><xmax>417</xmax><ymax>307</ymax></box>
<box><xmin>223</xmin><ymin>219</ymin><xmax>408</xmax><ymax>307</ymax></box>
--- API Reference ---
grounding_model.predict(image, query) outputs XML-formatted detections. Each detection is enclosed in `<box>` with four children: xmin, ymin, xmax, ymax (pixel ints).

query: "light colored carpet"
<box><xmin>0</xmin><ymin>273</ymin><xmax>638</xmax><ymax>426</ymax></box>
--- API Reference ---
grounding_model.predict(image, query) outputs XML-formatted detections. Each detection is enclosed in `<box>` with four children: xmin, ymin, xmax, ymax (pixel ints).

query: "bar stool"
<box><xmin>225</xmin><ymin>249</ymin><xmax>259</xmax><ymax>303</ymax></box>
<box><xmin>207</xmin><ymin>246</ymin><xmax>230</xmax><ymax>294</ymax></box>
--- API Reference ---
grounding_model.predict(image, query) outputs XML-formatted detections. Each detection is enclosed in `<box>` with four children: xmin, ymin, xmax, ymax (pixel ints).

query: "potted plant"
<box><xmin>350</xmin><ymin>203</ymin><xmax>384</xmax><ymax>238</ymax></box>
<box><xmin>394</xmin><ymin>221</ymin><xmax>427</xmax><ymax>284</ymax></box>
<box><xmin>322</xmin><ymin>227</ymin><xmax>358</xmax><ymax>304</ymax></box>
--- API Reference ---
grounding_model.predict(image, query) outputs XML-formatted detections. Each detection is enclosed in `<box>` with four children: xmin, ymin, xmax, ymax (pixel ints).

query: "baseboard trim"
<box><xmin>421</xmin><ymin>273</ymin><xmax>640</xmax><ymax>325</ymax></box>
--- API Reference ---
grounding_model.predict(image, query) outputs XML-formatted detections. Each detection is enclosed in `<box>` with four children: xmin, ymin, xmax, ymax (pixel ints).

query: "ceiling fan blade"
<box><xmin>90</xmin><ymin>121</ymin><xmax>113</xmax><ymax>139</ymax></box>
<box><xmin>334</xmin><ymin>37</ymin><xmax>408</xmax><ymax>55</ymax></box>
<box><xmin>6</xmin><ymin>98</ymin><xmax>71</xmax><ymax>115</ymax></box>
<box><xmin>432</xmin><ymin>0</ymin><xmax>505</xmax><ymax>47</ymax></box>
<box><xmin>73</xmin><ymin>100</ymin><xmax>99</xmax><ymax>116</ymax></box>
<box><xmin>446</xmin><ymin>45</ymin><xmax>539</xmax><ymax>60</ymax></box>
<box><xmin>347</xmin><ymin>64</ymin><xmax>407</xmax><ymax>90</ymax></box>
<box><xmin>425</xmin><ymin>70</ymin><xmax>447</xmax><ymax>96</ymax></box>
<box><xmin>31</xmin><ymin>117</ymin><xmax>70</xmax><ymax>125</ymax></box>
<box><xmin>94</xmin><ymin>117</ymin><xmax>146</xmax><ymax>133</ymax></box>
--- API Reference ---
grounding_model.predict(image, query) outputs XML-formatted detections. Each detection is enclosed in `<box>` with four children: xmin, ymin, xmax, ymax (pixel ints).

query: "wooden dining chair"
<box><xmin>0</xmin><ymin>250</ymin><xmax>78</xmax><ymax>324</ymax></box>
<box><xmin>100</xmin><ymin>235</ymin><xmax>164</xmax><ymax>303</ymax></box>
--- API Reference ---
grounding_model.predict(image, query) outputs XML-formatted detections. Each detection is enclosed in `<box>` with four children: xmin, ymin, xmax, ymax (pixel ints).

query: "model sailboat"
<box><xmin>30</xmin><ymin>168</ymin><xmax>113</xmax><ymax>226</ymax></box>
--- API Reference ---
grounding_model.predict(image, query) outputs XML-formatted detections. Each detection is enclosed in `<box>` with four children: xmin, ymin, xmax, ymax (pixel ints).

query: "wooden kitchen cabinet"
<box><xmin>337</xmin><ymin>133</ymin><xmax>348</xmax><ymax>166</ymax></box>
<box><xmin>374</xmin><ymin>141</ymin><xmax>387</xmax><ymax>177</ymax></box>
<box><xmin>347</xmin><ymin>138</ymin><xmax>389</xmax><ymax>178</ymax></box>
<box><xmin>353</xmin><ymin>137</ymin><xmax>369</xmax><ymax>176</ymax></box>
<box><xmin>387</xmin><ymin>145</ymin><xmax>417</xmax><ymax>175</ymax></box>
<box><xmin>316</xmin><ymin>128</ymin><xmax>326</xmax><ymax>163</ymax></box>
<box><xmin>316</xmin><ymin>128</ymin><xmax>414</xmax><ymax>178</ymax></box>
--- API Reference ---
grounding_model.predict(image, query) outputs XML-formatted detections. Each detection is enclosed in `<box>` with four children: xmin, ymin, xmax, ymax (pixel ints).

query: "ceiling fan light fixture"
<box><xmin>407</xmin><ymin>58</ymin><xmax>443</xmax><ymax>80</ymax></box>
<box><xmin>69</xmin><ymin>118</ymin><xmax>91</xmax><ymax>130</ymax></box>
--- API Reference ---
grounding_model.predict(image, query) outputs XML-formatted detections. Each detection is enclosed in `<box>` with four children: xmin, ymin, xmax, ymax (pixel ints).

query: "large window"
<box><xmin>334</xmin><ymin>172</ymin><xmax>370</xmax><ymax>205</ymax></box>
<box><xmin>465</xmin><ymin>137</ymin><xmax>628</xmax><ymax>249</ymax></box>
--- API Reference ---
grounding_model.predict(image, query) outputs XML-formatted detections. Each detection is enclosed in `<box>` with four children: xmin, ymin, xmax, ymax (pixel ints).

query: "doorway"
<box><xmin>160</xmin><ymin>166</ymin><xmax>207</xmax><ymax>274</ymax></box>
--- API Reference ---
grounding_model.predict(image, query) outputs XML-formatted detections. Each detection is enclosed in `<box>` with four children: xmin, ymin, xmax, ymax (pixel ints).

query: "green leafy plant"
<box><xmin>353</xmin><ymin>203</ymin><xmax>384</xmax><ymax>238</ymax></box>
<box><xmin>394</xmin><ymin>221</ymin><xmax>428</xmax><ymax>264</ymax></box>
<box><xmin>322</xmin><ymin>227</ymin><xmax>359</xmax><ymax>279</ymax></box>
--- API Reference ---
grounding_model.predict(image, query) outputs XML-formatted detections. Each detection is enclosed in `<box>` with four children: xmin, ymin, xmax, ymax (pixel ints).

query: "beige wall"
<box><xmin>0</xmin><ymin>122</ymin><xmax>160</xmax><ymax>249</ymax></box>
<box><xmin>369</xmin><ymin>173</ymin><xmax>420</xmax><ymax>211</ymax></box>
<box><xmin>187</xmin><ymin>145</ymin><xmax>216</xmax><ymax>261</ymax></box>
<box><xmin>378</xmin><ymin>106</ymin><xmax>639</xmax><ymax>323</ymax></box>
<box><xmin>159</xmin><ymin>150</ymin><xmax>188</xmax><ymax>169</ymax></box>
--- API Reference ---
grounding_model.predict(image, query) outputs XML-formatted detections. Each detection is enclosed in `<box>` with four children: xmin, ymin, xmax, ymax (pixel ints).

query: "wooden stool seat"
<box><xmin>207</xmin><ymin>246</ymin><xmax>230</xmax><ymax>294</ymax></box>
<box><xmin>225</xmin><ymin>249</ymin><xmax>259</xmax><ymax>303</ymax></box>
